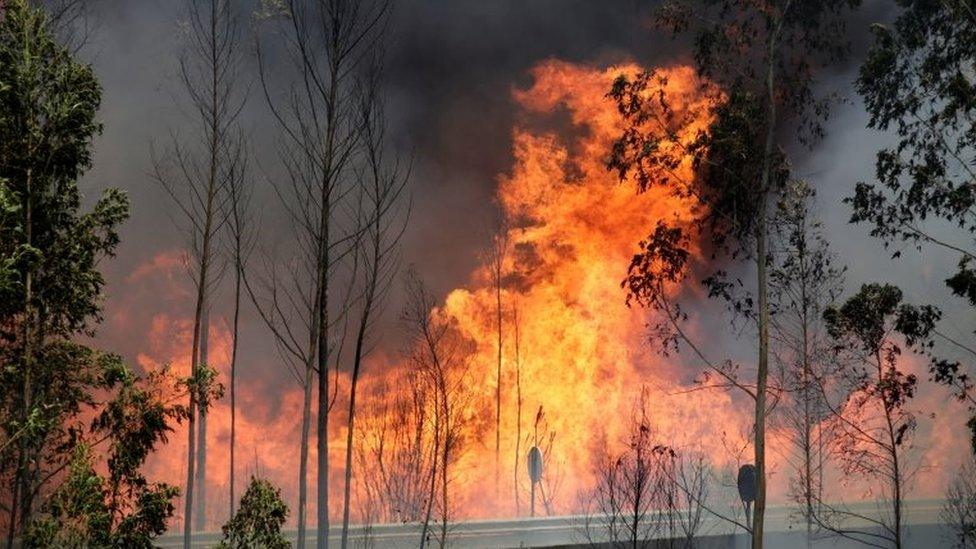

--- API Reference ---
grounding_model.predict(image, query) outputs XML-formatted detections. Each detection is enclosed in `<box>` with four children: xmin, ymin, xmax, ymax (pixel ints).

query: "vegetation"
<box><xmin>852</xmin><ymin>0</ymin><xmax>976</xmax><ymax>451</ymax></box>
<box><xmin>218</xmin><ymin>476</ymin><xmax>290</xmax><ymax>549</ymax></box>
<box><xmin>23</xmin><ymin>366</ymin><xmax>187</xmax><ymax>549</ymax></box>
<box><xmin>610</xmin><ymin>0</ymin><xmax>859</xmax><ymax>545</ymax></box>
<box><xmin>768</xmin><ymin>183</ymin><xmax>845</xmax><ymax>541</ymax></box>
<box><xmin>2</xmin><ymin>0</ymin><xmax>975</xmax><ymax>546</ymax></box>
<box><xmin>1</xmin><ymin>0</ymin><xmax>129</xmax><ymax>541</ymax></box>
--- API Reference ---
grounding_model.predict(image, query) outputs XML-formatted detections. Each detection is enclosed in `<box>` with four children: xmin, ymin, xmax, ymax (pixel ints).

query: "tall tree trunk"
<box><xmin>513</xmin><ymin>309</ymin><xmax>522</xmax><ymax>516</ymax></box>
<box><xmin>799</xmin><ymin>233</ymin><xmax>814</xmax><ymax>548</ymax></box>
<box><xmin>340</xmin><ymin>312</ymin><xmax>369</xmax><ymax>548</ymax></box>
<box><xmin>878</xmin><ymin>349</ymin><xmax>903</xmax><ymax>549</ymax></box>
<box><xmin>316</xmin><ymin>216</ymin><xmax>331</xmax><ymax>549</ymax></box>
<box><xmin>298</xmin><ymin>353</ymin><xmax>314</xmax><ymax>549</ymax></box>
<box><xmin>195</xmin><ymin>303</ymin><xmax>210</xmax><ymax>531</ymax></box>
<box><xmin>440</xmin><ymin>377</ymin><xmax>449</xmax><ymax>548</ymax></box>
<box><xmin>229</xmin><ymin>255</ymin><xmax>242</xmax><ymax>518</ymax></box>
<box><xmin>227</xmin><ymin>262</ymin><xmax>241</xmax><ymax>520</ymax></box>
<box><xmin>184</xmin><ymin>2</ymin><xmax>222</xmax><ymax>542</ymax></box>
<box><xmin>8</xmin><ymin>166</ymin><xmax>34</xmax><ymax>549</ymax></box>
<box><xmin>752</xmin><ymin>32</ymin><xmax>779</xmax><ymax>549</ymax></box>
<box><xmin>419</xmin><ymin>378</ymin><xmax>440</xmax><ymax>549</ymax></box>
<box><xmin>494</xmin><ymin>278</ymin><xmax>502</xmax><ymax>500</ymax></box>
<box><xmin>182</xmin><ymin>254</ymin><xmax>208</xmax><ymax>548</ymax></box>
<box><xmin>753</xmin><ymin>142</ymin><xmax>770</xmax><ymax>549</ymax></box>
<box><xmin>316</xmin><ymin>58</ymin><xmax>340</xmax><ymax>545</ymax></box>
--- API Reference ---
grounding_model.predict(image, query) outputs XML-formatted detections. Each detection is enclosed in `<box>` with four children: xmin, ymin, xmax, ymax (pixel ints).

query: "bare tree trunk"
<box><xmin>802</xmin><ymin>294</ymin><xmax>813</xmax><ymax>549</ymax></box>
<box><xmin>182</xmin><ymin>187</ymin><xmax>216</xmax><ymax>547</ymax></box>
<box><xmin>229</xmin><ymin>264</ymin><xmax>240</xmax><ymax>519</ymax></box>
<box><xmin>440</xmin><ymin>378</ymin><xmax>449</xmax><ymax>549</ymax></box>
<box><xmin>154</xmin><ymin>0</ymin><xmax>244</xmax><ymax>541</ymax></box>
<box><xmin>255</xmin><ymin>1</ymin><xmax>396</xmax><ymax>541</ymax></box>
<box><xmin>798</xmin><ymin>235</ymin><xmax>816</xmax><ymax>549</ymax></box>
<box><xmin>340</xmin><ymin>78</ymin><xmax>409</xmax><ymax>545</ymax></box>
<box><xmin>513</xmin><ymin>307</ymin><xmax>522</xmax><ymax>516</ymax></box>
<box><xmin>878</xmin><ymin>349</ymin><xmax>903</xmax><ymax>549</ymax></box>
<box><xmin>315</xmin><ymin>41</ymin><xmax>340</xmax><ymax>548</ymax></box>
<box><xmin>183</xmin><ymin>250</ymin><xmax>208</xmax><ymax>548</ymax></box>
<box><xmin>340</xmin><ymin>329</ymin><xmax>365</xmax><ymax>549</ymax></box>
<box><xmin>419</xmin><ymin>388</ymin><xmax>440</xmax><ymax>549</ymax></box>
<box><xmin>316</xmin><ymin>212</ymin><xmax>331</xmax><ymax>549</ymax></box>
<box><xmin>226</xmin><ymin>172</ymin><xmax>250</xmax><ymax>525</ymax></box>
<box><xmin>341</xmin><ymin>236</ymin><xmax>371</xmax><ymax>547</ymax></box>
<box><xmin>299</xmin><ymin>353</ymin><xmax>314</xmax><ymax>549</ymax></box>
<box><xmin>494</xmin><ymin>268</ymin><xmax>502</xmax><ymax>500</ymax></box>
<box><xmin>752</xmin><ymin>12</ymin><xmax>784</xmax><ymax>546</ymax></box>
<box><xmin>195</xmin><ymin>303</ymin><xmax>210</xmax><ymax>531</ymax></box>
<box><xmin>753</xmin><ymin>177</ymin><xmax>769</xmax><ymax>549</ymax></box>
<box><xmin>485</xmin><ymin>227</ymin><xmax>507</xmax><ymax>503</ymax></box>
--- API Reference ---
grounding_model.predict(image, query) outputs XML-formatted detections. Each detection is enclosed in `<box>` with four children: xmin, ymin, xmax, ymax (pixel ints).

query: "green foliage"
<box><xmin>0</xmin><ymin>181</ymin><xmax>18</xmax><ymax>294</ymax></box>
<box><xmin>0</xmin><ymin>0</ymin><xmax>133</xmax><ymax>534</ymax></box>
<box><xmin>24</xmin><ymin>363</ymin><xmax>186</xmax><ymax>548</ymax></box>
<box><xmin>0</xmin><ymin>0</ymin><xmax>128</xmax><ymax>335</ymax></box>
<box><xmin>655</xmin><ymin>0</ymin><xmax>859</xmax><ymax>144</ymax></box>
<box><xmin>219</xmin><ymin>476</ymin><xmax>291</xmax><ymax>549</ymax></box>
<box><xmin>824</xmin><ymin>283</ymin><xmax>920</xmax><ymax>446</ymax></box>
<box><xmin>769</xmin><ymin>183</ymin><xmax>846</xmax><ymax>321</ymax></box>
<box><xmin>609</xmin><ymin>0</ymin><xmax>858</xmax><ymax>343</ymax></box>
<box><xmin>180</xmin><ymin>361</ymin><xmax>226</xmax><ymax>416</ymax></box>
<box><xmin>608</xmin><ymin>77</ymin><xmax>786</xmax><ymax>259</ymax></box>
<box><xmin>23</xmin><ymin>444</ymin><xmax>112</xmax><ymax>548</ymax></box>
<box><xmin>853</xmin><ymin>0</ymin><xmax>976</xmax><ymax>450</ymax></box>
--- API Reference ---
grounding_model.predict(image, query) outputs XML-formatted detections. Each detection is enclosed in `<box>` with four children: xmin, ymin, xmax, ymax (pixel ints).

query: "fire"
<box><xmin>129</xmin><ymin>60</ymin><xmax>749</xmax><ymax>528</ymax></box>
<box><xmin>353</xmin><ymin>60</ymin><xmax>742</xmax><ymax>518</ymax></box>
<box><xmin>127</xmin><ymin>59</ymin><xmax>971</xmax><ymax>531</ymax></box>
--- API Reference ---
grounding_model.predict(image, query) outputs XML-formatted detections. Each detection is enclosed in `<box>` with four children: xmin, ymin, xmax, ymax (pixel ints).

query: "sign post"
<box><xmin>737</xmin><ymin>463</ymin><xmax>757</xmax><ymax>540</ymax></box>
<box><xmin>527</xmin><ymin>446</ymin><xmax>543</xmax><ymax>517</ymax></box>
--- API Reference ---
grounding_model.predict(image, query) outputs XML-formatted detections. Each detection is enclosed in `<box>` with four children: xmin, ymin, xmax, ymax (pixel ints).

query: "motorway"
<box><xmin>156</xmin><ymin>499</ymin><xmax>948</xmax><ymax>548</ymax></box>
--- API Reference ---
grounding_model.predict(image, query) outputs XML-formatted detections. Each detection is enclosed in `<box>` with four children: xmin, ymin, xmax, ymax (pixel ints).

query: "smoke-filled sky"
<box><xmin>67</xmin><ymin>0</ymin><xmax>975</xmax><ymax>526</ymax></box>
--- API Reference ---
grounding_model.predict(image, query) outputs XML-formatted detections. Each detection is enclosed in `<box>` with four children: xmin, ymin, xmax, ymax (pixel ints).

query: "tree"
<box><xmin>402</xmin><ymin>272</ymin><xmax>473</xmax><ymax>548</ymax></box>
<box><xmin>151</xmin><ymin>0</ymin><xmax>247</xmax><ymax>541</ymax></box>
<box><xmin>943</xmin><ymin>456</ymin><xmax>976</xmax><ymax>549</ymax></box>
<box><xmin>512</xmin><ymin>305</ymin><xmax>523</xmax><ymax>515</ymax></box>
<box><xmin>580</xmin><ymin>388</ymin><xmax>706</xmax><ymax>548</ymax></box>
<box><xmin>852</xmin><ymin>0</ymin><xmax>976</xmax><ymax>450</ymax></box>
<box><xmin>33</xmin><ymin>0</ymin><xmax>96</xmax><ymax>51</ymax></box>
<box><xmin>23</xmin><ymin>363</ymin><xmax>189</xmax><ymax>549</ymax></box>
<box><xmin>768</xmin><ymin>182</ymin><xmax>844</xmax><ymax>544</ymax></box>
<box><xmin>356</xmin><ymin>371</ymin><xmax>434</xmax><ymax>525</ymax></box>
<box><xmin>254</xmin><ymin>1</ymin><xmax>390</xmax><ymax>544</ymax></box>
<box><xmin>581</xmin><ymin>391</ymin><xmax>662</xmax><ymax>548</ymax></box>
<box><xmin>218</xmin><ymin>476</ymin><xmax>290</xmax><ymax>549</ymax></box>
<box><xmin>222</xmin><ymin>117</ymin><xmax>253</xmax><ymax>522</ymax></box>
<box><xmin>817</xmin><ymin>283</ymin><xmax>925</xmax><ymax>548</ymax></box>
<box><xmin>339</xmin><ymin>53</ymin><xmax>410</xmax><ymax>548</ymax></box>
<box><xmin>0</xmin><ymin>0</ymin><xmax>128</xmax><ymax>543</ymax></box>
<box><xmin>484</xmin><ymin>217</ymin><xmax>509</xmax><ymax>501</ymax></box>
<box><xmin>609</xmin><ymin>1</ymin><xmax>859</xmax><ymax>545</ymax></box>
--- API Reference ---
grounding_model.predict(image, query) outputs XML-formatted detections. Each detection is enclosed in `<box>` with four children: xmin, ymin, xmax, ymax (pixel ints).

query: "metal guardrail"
<box><xmin>155</xmin><ymin>499</ymin><xmax>948</xmax><ymax>548</ymax></box>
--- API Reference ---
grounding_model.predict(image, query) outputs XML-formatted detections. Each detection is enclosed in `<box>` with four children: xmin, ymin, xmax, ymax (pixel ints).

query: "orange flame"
<box><xmin>130</xmin><ymin>59</ymin><xmax>968</xmax><ymax>530</ymax></box>
<box><xmin>352</xmin><ymin>60</ymin><xmax>741</xmax><ymax>519</ymax></box>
